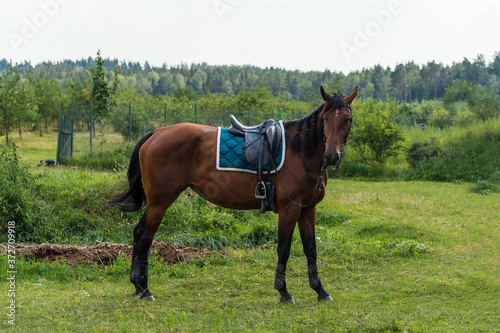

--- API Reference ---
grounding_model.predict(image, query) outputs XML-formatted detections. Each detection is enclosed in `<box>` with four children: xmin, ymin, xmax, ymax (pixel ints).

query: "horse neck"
<box><xmin>286</xmin><ymin>116</ymin><xmax>326</xmax><ymax>176</ymax></box>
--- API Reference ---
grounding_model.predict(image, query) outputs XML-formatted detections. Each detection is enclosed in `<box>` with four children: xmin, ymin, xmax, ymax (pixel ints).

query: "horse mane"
<box><xmin>284</xmin><ymin>93</ymin><xmax>345</xmax><ymax>156</ymax></box>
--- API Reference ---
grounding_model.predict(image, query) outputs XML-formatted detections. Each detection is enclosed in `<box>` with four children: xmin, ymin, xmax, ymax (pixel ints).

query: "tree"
<box><xmin>232</xmin><ymin>82</ymin><xmax>274</xmax><ymax>112</ymax></box>
<box><xmin>349</xmin><ymin>98</ymin><xmax>405</xmax><ymax>165</ymax></box>
<box><xmin>0</xmin><ymin>65</ymin><xmax>21</xmax><ymax>143</ymax></box>
<box><xmin>90</xmin><ymin>50</ymin><xmax>119</xmax><ymax>148</ymax></box>
<box><xmin>33</xmin><ymin>76</ymin><xmax>62</xmax><ymax>135</ymax></box>
<box><xmin>14</xmin><ymin>78</ymin><xmax>38</xmax><ymax>139</ymax></box>
<box><xmin>443</xmin><ymin>80</ymin><xmax>499</xmax><ymax>121</ymax></box>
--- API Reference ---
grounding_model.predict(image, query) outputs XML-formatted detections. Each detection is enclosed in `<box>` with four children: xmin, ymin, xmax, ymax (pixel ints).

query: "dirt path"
<box><xmin>0</xmin><ymin>241</ymin><xmax>219</xmax><ymax>265</ymax></box>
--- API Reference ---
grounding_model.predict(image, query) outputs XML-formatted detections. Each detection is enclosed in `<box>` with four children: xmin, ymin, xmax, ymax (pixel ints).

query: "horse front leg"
<box><xmin>298</xmin><ymin>206</ymin><xmax>333</xmax><ymax>301</ymax></box>
<box><xmin>274</xmin><ymin>205</ymin><xmax>300</xmax><ymax>304</ymax></box>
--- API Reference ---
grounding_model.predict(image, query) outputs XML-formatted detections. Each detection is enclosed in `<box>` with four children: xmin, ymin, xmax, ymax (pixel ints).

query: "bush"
<box><xmin>454</xmin><ymin>109</ymin><xmax>478</xmax><ymax>127</ymax></box>
<box><xmin>350</xmin><ymin>98</ymin><xmax>405</xmax><ymax>165</ymax></box>
<box><xmin>406</xmin><ymin>139</ymin><xmax>442</xmax><ymax>168</ymax></box>
<box><xmin>428</xmin><ymin>108</ymin><xmax>452</xmax><ymax>129</ymax></box>
<box><xmin>0</xmin><ymin>144</ymin><xmax>36</xmax><ymax>239</ymax></box>
<box><xmin>472</xmin><ymin>180</ymin><xmax>498</xmax><ymax>195</ymax></box>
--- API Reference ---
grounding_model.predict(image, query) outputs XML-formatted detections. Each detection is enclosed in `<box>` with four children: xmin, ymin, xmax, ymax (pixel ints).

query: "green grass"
<box><xmin>0</xmin><ymin>127</ymin><xmax>125</xmax><ymax>167</ymax></box>
<box><xmin>1</xmin><ymin>123</ymin><xmax>499</xmax><ymax>331</ymax></box>
<box><xmin>1</xmin><ymin>180</ymin><xmax>499</xmax><ymax>332</ymax></box>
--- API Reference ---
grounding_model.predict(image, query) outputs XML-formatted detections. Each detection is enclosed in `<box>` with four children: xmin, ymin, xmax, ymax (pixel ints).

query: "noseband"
<box><xmin>323</xmin><ymin>103</ymin><xmax>353</xmax><ymax>171</ymax></box>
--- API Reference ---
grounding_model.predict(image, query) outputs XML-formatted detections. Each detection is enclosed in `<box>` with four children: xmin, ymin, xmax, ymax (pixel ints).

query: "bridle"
<box><xmin>274</xmin><ymin>102</ymin><xmax>353</xmax><ymax>209</ymax></box>
<box><xmin>327</xmin><ymin>102</ymin><xmax>353</xmax><ymax>172</ymax></box>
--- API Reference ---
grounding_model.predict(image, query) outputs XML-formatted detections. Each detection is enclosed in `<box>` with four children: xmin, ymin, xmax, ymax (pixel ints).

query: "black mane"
<box><xmin>284</xmin><ymin>93</ymin><xmax>345</xmax><ymax>156</ymax></box>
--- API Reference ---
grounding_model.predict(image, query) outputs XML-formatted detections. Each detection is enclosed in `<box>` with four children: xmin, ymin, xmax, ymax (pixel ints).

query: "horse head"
<box><xmin>319</xmin><ymin>86</ymin><xmax>358</xmax><ymax>167</ymax></box>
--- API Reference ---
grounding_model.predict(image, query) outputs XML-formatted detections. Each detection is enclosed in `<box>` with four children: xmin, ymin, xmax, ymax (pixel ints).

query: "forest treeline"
<box><xmin>1</xmin><ymin>52</ymin><xmax>499</xmax><ymax>188</ymax></box>
<box><xmin>1</xmin><ymin>51</ymin><xmax>500</xmax><ymax>102</ymax></box>
<box><xmin>1</xmin><ymin>51</ymin><xmax>500</xmax><ymax>151</ymax></box>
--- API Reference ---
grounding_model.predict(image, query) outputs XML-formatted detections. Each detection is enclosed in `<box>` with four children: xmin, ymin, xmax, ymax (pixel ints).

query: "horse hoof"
<box><xmin>280</xmin><ymin>297</ymin><xmax>295</xmax><ymax>304</ymax></box>
<box><xmin>317</xmin><ymin>295</ymin><xmax>333</xmax><ymax>301</ymax></box>
<box><xmin>141</xmin><ymin>295</ymin><xmax>156</xmax><ymax>302</ymax></box>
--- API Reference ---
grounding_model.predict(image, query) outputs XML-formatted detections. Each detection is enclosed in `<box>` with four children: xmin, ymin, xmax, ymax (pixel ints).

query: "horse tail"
<box><xmin>108</xmin><ymin>132</ymin><xmax>154</xmax><ymax>212</ymax></box>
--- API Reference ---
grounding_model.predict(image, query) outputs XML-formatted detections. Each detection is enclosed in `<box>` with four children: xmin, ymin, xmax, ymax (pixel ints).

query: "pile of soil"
<box><xmin>0</xmin><ymin>241</ymin><xmax>219</xmax><ymax>265</ymax></box>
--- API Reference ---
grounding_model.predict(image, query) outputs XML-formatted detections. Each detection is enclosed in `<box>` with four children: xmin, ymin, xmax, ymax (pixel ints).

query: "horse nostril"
<box><xmin>327</xmin><ymin>152</ymin><xmax>340</xmax><ymax>165</ymax></box>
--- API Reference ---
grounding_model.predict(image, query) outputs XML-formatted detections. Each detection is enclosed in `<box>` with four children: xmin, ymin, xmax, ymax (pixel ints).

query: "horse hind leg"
<box><xmin>130</xmin><ymin>202</ymin><xmax>172</xmax><ymax>301</ymax></box>
<box><xmin>130</xmin><ymin>210</ymin><xmax>151</xmax><ymax>299</ymax></box>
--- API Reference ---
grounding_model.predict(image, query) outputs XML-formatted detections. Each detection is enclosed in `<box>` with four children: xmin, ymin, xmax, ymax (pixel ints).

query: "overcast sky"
<box><xmin>1</xmin><ymin>0</ymin><xmax>499</xmax><ymax>73</ymax></box>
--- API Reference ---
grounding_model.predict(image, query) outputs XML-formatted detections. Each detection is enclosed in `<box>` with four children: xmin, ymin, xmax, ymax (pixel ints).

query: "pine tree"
<box><xmin>90</xmin><ymin>50</ymin><xmax>119</xmax><ymax>148</ymax></box>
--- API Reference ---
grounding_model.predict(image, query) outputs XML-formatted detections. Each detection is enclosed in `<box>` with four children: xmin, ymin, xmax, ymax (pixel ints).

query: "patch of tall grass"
<box><xmin>60</xmin><ymin>143</ymin><xmax>134</xmax><ymax>171</ymax></box>
<box><xmin>337</xmin><ymin>118</ymin><xmax>500</xmax><ymax>186</ymax></box>
<box><xmin>406</xmin><ymin>118</ymin><xmax>500</xmax><ymax>184</ymax></box>
<box><xmin>0</xmin><ymin>145</ymin><xmax>278</xmax><ymax>247</ymax></box>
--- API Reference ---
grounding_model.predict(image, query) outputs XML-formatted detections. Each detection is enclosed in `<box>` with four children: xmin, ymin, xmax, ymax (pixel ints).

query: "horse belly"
<box><xmin>190</xmin><ymin>171</ymin><xmax>262</xmax><ymax>210</ymax></box>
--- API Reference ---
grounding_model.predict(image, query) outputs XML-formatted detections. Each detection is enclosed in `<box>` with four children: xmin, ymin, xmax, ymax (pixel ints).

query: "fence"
<box><xmin>59</xmin><ymin>101</ymin><xmax>305</xmax><ymax>153</ymax></box>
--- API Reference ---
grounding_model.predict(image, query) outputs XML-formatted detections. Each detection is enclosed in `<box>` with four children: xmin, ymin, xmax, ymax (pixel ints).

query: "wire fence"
<box><xmin>59</xmin><ymin>102</ymin><xmax>306</xmax><ymax>154</ymax></box>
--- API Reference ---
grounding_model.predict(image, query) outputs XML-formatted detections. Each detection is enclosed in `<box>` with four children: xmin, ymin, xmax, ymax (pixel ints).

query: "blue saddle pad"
<box><xmin>216</xmin><ymin>121</ymin><xmax>285</xmax><ymax>174</ymax></box>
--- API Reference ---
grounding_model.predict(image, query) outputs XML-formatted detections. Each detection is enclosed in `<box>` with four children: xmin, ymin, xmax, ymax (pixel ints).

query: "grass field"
<box><xmin>1</xmin><ymin>127</ymin><xmax>499</xmax><ymax>332</ymax></box>
<box><xmin>1</xmin><ymin>127</ymin><xmax>124</xmax><ymax>167</ymax></box>
<box><xmin>1</xmin><ymin>179</ymin><xmax>499</xmax><ymax>332</ymax></box>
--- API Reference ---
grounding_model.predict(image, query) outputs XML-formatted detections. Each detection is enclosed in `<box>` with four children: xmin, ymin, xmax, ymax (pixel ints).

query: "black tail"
<box><xmin>108</xmin><ymin>132</ymin><xmax>154</xmax><ymax>212</ymax></box>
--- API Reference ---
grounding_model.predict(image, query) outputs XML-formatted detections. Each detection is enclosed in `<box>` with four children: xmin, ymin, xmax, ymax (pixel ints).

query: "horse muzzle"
<box><xmin>325</xmin><ymin>150</ymin><xmax>341</xmax><ymax>166</ymax></box>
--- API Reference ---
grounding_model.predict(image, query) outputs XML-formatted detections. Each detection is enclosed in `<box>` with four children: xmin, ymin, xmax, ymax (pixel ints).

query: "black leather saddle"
<box><xmin>228</xmin><ymin>115</ymin><xmax>282</xmax><ymax>166</ymax></box>
<box><xmin>228</xmin><ymin>115</ymin><xmax>282</xmax><ymax>213</ymax></box>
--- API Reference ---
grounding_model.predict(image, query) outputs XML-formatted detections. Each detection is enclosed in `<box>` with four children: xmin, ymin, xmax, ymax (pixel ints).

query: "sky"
<box><xmin>1</xmin><ymin>0</ymin><xmax>499</xmax><ymax>74</ymax></box>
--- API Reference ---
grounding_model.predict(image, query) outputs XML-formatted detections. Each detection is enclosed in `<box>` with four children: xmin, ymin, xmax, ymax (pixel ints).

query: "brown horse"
<box><xmin>111</xmin><ymin>86</ymin><xmax>358</xmax><ymax>303</ymax></box>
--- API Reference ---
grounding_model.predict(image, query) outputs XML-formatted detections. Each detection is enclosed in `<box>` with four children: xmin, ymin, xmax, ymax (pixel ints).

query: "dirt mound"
<box><xmin>0</xmin><ymin>241</ymin><xmax>219</xmax><ymax>265</ymax></box>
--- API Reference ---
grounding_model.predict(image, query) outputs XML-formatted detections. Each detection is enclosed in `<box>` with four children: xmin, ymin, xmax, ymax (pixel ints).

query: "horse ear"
<box><xmin>344</xmin><ymin>86</ymin><xmax>358</xmax><ymax>104</ymax></box>
<box><xmin>320</xmin><ymin>86</ymin><xmax>331</xmax><ymax>102</ymax></box>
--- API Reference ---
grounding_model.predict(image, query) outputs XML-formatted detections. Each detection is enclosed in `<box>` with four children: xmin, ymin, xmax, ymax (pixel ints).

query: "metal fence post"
<box><xmin>56</xmin><ymin>101</ymin><xmax>63</xmax><ymax>164</ymax></box>
<box><xmin>90</xmin><ymin>113</ymin><xmax>93</xmax><ymax>153</ymax></box>
<box><xmin>164</xmin><ymin>103</ymin><xmax>167</xmax><ymax>126</ymax></box>
<box><xmin>70</xmin><ymin>101</ymin><xmax>74</xmax><ymax>157</ymax></box>
<box><xmin>129</xmin><ymin>101</ymin><xmax>132</xmax><ymax>142</ymax></box>
<box><xmin>195</xmin><ymin>104</ymin><xmax>198</xmax><ymax>124</ymax></box>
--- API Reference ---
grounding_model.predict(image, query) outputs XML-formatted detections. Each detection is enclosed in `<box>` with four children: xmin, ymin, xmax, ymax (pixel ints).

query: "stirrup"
<box><xmin>255</xmin><ymin>181</ymin><xmax>267</xmax><ymax>199</ymax></box>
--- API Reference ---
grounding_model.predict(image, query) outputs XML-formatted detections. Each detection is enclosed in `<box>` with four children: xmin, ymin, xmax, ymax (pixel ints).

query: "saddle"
<box><xmin>228</xmin><ymin>115</ymin><xmax>282</xmax><ymax>213</ymax></box>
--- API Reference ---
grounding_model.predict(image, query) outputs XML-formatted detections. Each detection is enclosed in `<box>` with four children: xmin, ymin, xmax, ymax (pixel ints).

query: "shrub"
<box><xmin>472</xmin><ymin>180</ymin><xmax>498</xmax><ymax>195</ymax></box>
<box><xmin>406</xmin><ymin>139</ymin><xmax>442</xmax><ymax>168</ymax></box>
<box><xmin>350</xmin><ymin>98</ymin><xmax>405</xmax><ymax>165</ymax></box>
<box><xmin>454</xmin><ymin>109</ymin><xmax>478</xmax><ymax>127</ymax></box>
<box><xmin>428</xmin><ymin>108</ymin><xmax>452</xmax><ymax>130</ymax></box>
<box><xmin>0</xmin><ymin>144</ymin><xmax>36</xmax><ymax>239</ymax></box>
